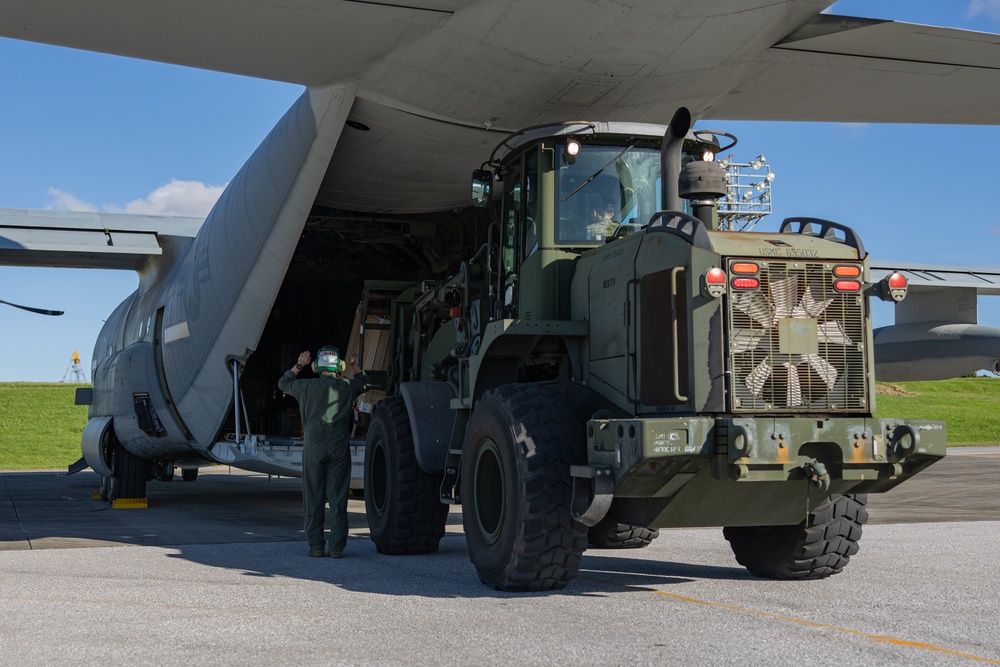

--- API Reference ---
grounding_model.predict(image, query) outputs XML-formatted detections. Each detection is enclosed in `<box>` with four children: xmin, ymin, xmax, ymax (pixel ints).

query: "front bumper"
<box><xmin>571</xmin><ymin>415</ymin><xmax>945</xmax><ymax>528</ymax></box>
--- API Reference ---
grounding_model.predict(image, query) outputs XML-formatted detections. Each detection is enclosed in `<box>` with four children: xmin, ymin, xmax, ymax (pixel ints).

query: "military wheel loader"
<box><xmin>360</xmin><ymin>109</ymin><xmax>945</xmax><ymax>591</ymax></box>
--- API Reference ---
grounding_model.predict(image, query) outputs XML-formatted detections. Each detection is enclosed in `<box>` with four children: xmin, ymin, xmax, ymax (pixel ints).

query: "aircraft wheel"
<box><xmin>108</xmin><ymin>443</ymin><xmax>149</xmax><ymax>500</ymax></box>
<box><xmin>460</xmin><ymin>384</ymin><xmax>586</xmax><ymax>591</ymax></box>
<box><xmin>364</xmin><ymin>396</ymin><xmax>448</xmax><ymax>555</ymax></box>
<box><xmin>723</xmin><ymin>493</ymin><xmax>869</xmax><ymax>579</ymax></box>
<box><xmin>99</xmin><ymin>426</ymin><xmax>148</xmax><ymax>501</ymax></box>
<box><xmin>588</xmin><ymin>514</ymin><xmax>659</xmax><ymax>549</ymax></box>
<box><xmin>181</xmin><ymin>468</ymin><xmax>198</xmax><ymax>482</ymax></box>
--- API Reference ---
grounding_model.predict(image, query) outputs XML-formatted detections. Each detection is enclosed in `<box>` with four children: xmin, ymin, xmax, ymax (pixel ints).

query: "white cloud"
<box><xmin>117</xmin><ymin>180</ymin><xmax>225</xmax><ymax>217</ymax></box>
<box><xmin>45</xmin><ymin>188</ymin><xmax>98</xmax><ymax>212</ymax></box>
<box><xmin>46</xmin><ymin>180</ymin><xmax>225</xmax><ymax>217</ymax></box>
<box><xmin>968</xmin><ymin>0</ymin><xmax>1000</xmax><ymax>21</ymax></box>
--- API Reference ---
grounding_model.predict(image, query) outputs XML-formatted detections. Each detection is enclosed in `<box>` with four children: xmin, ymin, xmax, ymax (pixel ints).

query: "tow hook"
<box><xmin>801</xmin><ymin>458</ymin><xmax>830</xmax><ymax>492</ymax></box>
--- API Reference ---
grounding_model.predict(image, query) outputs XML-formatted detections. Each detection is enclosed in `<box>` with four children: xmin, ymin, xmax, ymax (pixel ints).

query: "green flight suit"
<box><xmin>279</xmin><ymin>369</ymin><xmax>371</xmax><ymax>553</ymax></box>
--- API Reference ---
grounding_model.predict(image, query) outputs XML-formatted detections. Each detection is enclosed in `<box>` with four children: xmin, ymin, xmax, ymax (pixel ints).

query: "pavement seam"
<box><xmin>2</xmin><ymin>475</ymin><xmax>31</xmax><ymax>549</ymax></box>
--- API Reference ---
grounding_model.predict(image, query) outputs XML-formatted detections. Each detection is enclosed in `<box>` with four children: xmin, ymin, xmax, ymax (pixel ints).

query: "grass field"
<box><xmin>0</xmin><ymin>379</ymin><xmax>997</xmax><ymax>470</ymax></box>
<box><xmin>874</xmin><ymin>378</ymin><xmax>1000</xmax><ymax>446</ymax></box>
<box><xmin>0</xmin><ymin>383</ymin><xmax>89</xmax><ymax>470</ymax></box>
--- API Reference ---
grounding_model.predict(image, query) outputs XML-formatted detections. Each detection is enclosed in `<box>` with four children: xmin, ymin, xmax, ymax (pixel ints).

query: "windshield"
<box><xmin>555</xmin><ymin>144</ymin><xmax>662</xmax><ymax>245</ymax></box>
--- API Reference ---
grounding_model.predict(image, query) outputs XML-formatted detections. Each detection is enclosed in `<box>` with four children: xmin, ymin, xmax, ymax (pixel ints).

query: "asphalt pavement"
<box><xmin>1</xmin><ymin>449</ymin><xmax>998</xmax><ymax>666</ymax></box>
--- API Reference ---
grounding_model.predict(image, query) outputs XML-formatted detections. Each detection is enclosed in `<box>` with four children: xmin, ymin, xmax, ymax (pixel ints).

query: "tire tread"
<box><xmin>723</xmin><ymin>493</ymin><xmax>868</xmax><ymax>579</ymax></box>
<box><xmin>366</xmin><ymin>397</ymin><xmax>449</xmax><ymax>555</ymax></box>
<box><xmin>466</xmin><ymin>384</ymin><xmax>587</xmax><ymax>591</ymax></box>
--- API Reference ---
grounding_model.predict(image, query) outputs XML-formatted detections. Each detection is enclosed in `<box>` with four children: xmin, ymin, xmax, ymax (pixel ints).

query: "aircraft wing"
<box><xmin>0</xmin><ymin>208</ymin><xmax>203</xmax><ymax>272</ymax></box>
<box><xmin>711</xmin><ymin>15</ymin><xmax>1000</xmax><ymax>123</ymax></box>
<box><xmin>1</xmin><ymin>2</ymin><xmax>999</xmax><ymax>128</ymax></box>
<box><xmin>871</xmin><ymin>260</ymin><xmax>1000</xmax><ymax>381</ymax></box>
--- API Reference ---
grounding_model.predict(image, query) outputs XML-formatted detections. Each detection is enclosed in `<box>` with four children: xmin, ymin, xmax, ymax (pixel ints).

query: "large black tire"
<box><xmin>588</xmin><ymin>514</ymin><xmax>659</xmax><ymax>549</ymax></box>
<box><xmin>108</xmin><ymin>442</ymin><xmax>148</xmax><ymax>500</ymax></box>
<box><xmin>364</xmin><ymin>396</ymin><xmax>449</xmax><ymax>555</ymax></box>
<box><xmin>181</xmin><ymin>468</ymin><xmax>198</xmax><ymax>482</ymax></box>
<box><xmin>460</xmin><ymin>384</ymin><xmax>587</xmax><ymax>591</ymax></box>
<box><xmin>723</xmin><ymin>493</ymin><xmax>868</xmax><ymax>579</ymax></box>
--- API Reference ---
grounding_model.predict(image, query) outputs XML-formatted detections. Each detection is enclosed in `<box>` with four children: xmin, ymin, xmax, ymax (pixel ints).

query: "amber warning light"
<box><xmin>834</xmin><ymin>265</ymin><xmax>861</xmax><ymax>277</ymax></box>
<box><xmin>880</xmin><ymin>271</ymin><xmax>908</xmax><ymax>302</ymax></box>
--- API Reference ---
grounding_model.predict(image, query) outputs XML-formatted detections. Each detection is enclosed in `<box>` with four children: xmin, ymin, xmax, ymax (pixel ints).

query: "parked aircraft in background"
<box><xmin>1</xmin><ymin>1</ymin><xmax>999</xmax><ymax>500</ymax></box>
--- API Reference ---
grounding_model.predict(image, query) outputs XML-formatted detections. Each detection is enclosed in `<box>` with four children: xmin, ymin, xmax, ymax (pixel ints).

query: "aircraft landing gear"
<box><xmin>99</xmin><ymin>427</ymin><xmax>149</xmax><ymax>501</ymax></box>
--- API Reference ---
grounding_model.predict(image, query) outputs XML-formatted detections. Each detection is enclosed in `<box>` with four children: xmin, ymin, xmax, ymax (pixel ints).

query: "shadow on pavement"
<box><xmin>2</xmin><ymin>451</ymin><xmax>998</xmax><ymax>597</ymax></box>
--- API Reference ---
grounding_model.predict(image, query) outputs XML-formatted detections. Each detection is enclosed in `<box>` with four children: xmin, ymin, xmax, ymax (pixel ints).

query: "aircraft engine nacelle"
<box><xmin>89</xmin><ymin>342</ymin><xmax>193</xmax><ymax>462</ymax></box>
<box><xmin>873</xmin><ymin>322</ymin><xmax>1000</xmax><ymax>381</ymax></box>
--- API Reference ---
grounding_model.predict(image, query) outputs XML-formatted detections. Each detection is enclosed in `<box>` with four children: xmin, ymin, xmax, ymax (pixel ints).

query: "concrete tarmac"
<box><xmin>1</xmin><ymin>449</ymin><xmax>998</xmax><ymax>665</ymax></box>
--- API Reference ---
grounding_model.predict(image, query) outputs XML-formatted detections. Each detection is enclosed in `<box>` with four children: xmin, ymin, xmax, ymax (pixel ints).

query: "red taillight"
<box><xmin>703</xmin><ymin>267</ymin><xmax>726</xmax><ymax>298</ymax></box>
<box><xmin>449</xmin><ymin>306</ymin><xmax>462</xmax><ymax>319</ymax></box>
<box><xmin>834</xmin><ymin>265</ymin><xmax>861</xmax><ymax>278</ymax></box>
<box><xmin>731</xmin><ymin>277</ymin><xmax>759</xmax><ymax>289</ymax></box>
<box><xmin>834</xmin><ymin>280</ymin><xmax>861</xmax><ymax>292</ymax></box>
<box><xmin>881</xmin><ymin>271</ymin><xmax>908</xmax><ymax>302</ymax></box>
<box><xmin>731</xmin><ymin>262</ymin><xmax>759</xmax><ymax>274</ymax></box>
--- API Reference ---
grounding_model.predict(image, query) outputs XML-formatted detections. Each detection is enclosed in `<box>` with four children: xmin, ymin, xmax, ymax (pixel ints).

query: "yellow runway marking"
<box><xmin>584</xmin><ymin>576</ymin><xmax>1000</xmax><ymax>664</ymax></box>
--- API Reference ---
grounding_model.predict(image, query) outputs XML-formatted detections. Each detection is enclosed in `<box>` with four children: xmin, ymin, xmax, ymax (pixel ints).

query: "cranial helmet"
<box><xmin>315</xmin><ymin>346</ymin><xmax>346</xmax><ymax>373</ymax></box>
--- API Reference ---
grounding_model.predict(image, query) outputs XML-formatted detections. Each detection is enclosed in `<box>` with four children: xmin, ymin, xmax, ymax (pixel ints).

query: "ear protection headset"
<box><xmin>315</xmin><ymin>346</ymin><xmax>346</xmax><ymax>373</ymax></box>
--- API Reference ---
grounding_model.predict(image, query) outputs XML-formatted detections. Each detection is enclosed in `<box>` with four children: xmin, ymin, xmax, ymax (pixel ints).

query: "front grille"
<box><xmin>727</xmin><ymin>260</ymin><xmax>867</xmax><ymax>412</ymax></box>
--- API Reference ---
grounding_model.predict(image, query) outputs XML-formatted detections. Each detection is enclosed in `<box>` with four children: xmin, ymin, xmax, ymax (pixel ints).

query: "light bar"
<box><xmin>834</xmin><ymin>265</ymin><xmax>861</xmax><ymax>278</ymax></box>
<box><xmin>834</xmin><ymin>280</ymin><xmax>861</xmax><ymax>292</ymax></box>
<box><xmin>731</xmin><ymin>277</ymin><xmax>759</xmax><ymax>289</ymax></box>
<box><xmin>731</xmin><ymin>262</ymin><xmax>759</xmax><ymax>274</ymax></box>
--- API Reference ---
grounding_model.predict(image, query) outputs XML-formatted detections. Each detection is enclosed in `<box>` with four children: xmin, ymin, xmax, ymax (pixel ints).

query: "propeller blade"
<box><xmin>0</xmin><ymin>299</ymin><xmax>64</xmax><ymax>316</ymax></box>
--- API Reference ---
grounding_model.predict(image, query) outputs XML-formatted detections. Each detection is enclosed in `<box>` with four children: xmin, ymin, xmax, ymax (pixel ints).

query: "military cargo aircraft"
<box><xmin>1</xmin><ymin>1</ymin><xmax>999</xmax><ymax>502</ymax></box>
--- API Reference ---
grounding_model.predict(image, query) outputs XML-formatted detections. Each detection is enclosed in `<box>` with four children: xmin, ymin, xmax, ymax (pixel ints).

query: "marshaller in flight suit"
<box><xmin>278</xmin><ymin>346</ymin><xmax>370</xmax><ymax>557</ymax></box>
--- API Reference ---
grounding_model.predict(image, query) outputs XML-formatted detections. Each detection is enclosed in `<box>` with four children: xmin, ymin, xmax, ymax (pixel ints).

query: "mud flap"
<box><xmin>570</xmin><ymin>465</ymin><xmax>614</xmax><ymax>527</ymax></box>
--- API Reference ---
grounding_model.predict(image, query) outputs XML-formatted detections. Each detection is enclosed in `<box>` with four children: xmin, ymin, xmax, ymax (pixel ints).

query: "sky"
<box><xmin>1</xmin><ymin>0</ymin><xmax>1000</xmax><ymax>382</ymax></box>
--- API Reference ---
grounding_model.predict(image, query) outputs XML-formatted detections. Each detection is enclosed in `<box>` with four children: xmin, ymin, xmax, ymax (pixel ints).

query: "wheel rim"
<box><xmin>472</xmin><ymin>438</ymin><xmax>504</xmax><ymax>545</ymax></box>
<box><xmin>370</xmin><ymin>436</ymin><xmax>388</xmax><ymax>517</ymax></box>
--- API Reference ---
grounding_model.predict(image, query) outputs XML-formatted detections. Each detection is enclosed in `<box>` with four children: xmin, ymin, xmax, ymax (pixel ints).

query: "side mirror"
<box><xmin>471</xmin><ymin>169</ymin><xmax>493</xmax><ymax>208</ymax></box>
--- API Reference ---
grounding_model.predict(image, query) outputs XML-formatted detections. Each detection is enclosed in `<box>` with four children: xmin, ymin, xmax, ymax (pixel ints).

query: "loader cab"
<box><xmin>553</xmin><ymin>141</ymin><xmax>663</xmax><ymax>245</ymax></box>
<box><xmin>472</xmin><ymin>122</ymin><xmax>719</xmax><ymax>321</ymax></box>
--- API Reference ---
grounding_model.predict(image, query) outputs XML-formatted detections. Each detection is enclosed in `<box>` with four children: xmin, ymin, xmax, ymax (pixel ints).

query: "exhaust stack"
<box><xmin>661</xmin><ymin>107</ymin><xmax>692</xmax><ymax>212</ymax></box>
